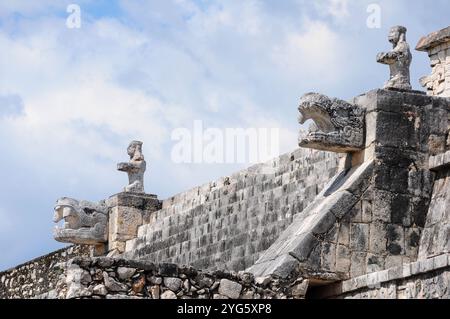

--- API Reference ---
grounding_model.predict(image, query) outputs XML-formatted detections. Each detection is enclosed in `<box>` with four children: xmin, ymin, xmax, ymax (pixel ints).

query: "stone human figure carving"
<box><xmin>117</xmin><ymin>141</ymin><xmax>146</xmax><ymax>193</ymax></box>
<box><xmin>376</xmin><ymin>25</ymin><xmax>412</xmax><ymax>90</ymax></box>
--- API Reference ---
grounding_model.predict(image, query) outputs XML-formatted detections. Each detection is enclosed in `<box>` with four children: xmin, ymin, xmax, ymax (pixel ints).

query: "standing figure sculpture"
<box><xmin>117</xmin><ymin>140</ymin><xmax>146</xmax><ymax>193</ymax></box>
<box><xmin>376</xmin><ymin>25</ymin><xmax>412</xmax><ymax>90</ymax></box>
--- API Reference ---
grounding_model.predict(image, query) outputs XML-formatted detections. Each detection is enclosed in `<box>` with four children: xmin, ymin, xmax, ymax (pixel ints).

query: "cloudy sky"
<box><xmin>0</xmin><ymin>0</ymin><xmax>448</xmax><ymax>271</ymax></box>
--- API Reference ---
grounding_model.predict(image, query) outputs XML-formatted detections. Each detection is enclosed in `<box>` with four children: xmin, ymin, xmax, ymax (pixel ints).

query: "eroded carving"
<box><xmin>118</xmin><ymin>141</ymin><xmax>146</xmax><ymax>193</ymax></box>
<box><xmin>376</xmin><ymin>25</ymin><xmax>412</xmax><ymax>90</ymax></box>
<box><xmin>53</xmin><ymin>197</ymin><xmax>108</xmax><ymax>245</ymax></box>
<box><xmin>298</xmin><ymin>92</ymin><xmax>364</xmax><ymax>153</ymax></box>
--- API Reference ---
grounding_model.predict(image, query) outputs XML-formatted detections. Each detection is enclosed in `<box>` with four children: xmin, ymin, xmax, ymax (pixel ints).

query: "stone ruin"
<box><xmin>377</xmin><ymin>25</ymin><xmax>412</xmax><ymax>90</ymax></box>
<box><xmin>1</xmin><ymin>26</ymin><xmax>450</xmax><ymax>299</ymax></box>
<box><xmin>117</xmin><ymin>140</ymin><xmax>146</xmax><ymax>193</ymax></box>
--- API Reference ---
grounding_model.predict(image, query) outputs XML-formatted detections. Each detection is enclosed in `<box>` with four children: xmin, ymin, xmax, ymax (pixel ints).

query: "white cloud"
<box><xmin>271</xmin><ymin>19</ymin><xmax>346</xmax><ymax>83</ymax></box>
<box><xmin>322</xmin><ymin>0</ymin><xmax>350</xmax><ymax>19</ymax></box>
<box><xmin>0</xmin><ymin>1</ymin><xmax>353</xmax><ymax>201</ymax></box>
<box><xmin>7</xmin><ymin>0</ymin><xmax>445</xmax><ymax>270</ymax></box>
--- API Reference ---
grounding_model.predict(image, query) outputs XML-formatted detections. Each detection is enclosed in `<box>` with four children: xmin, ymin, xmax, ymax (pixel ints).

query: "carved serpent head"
<box><xmin>298</xmin><ymin>92</ymin><xmax>365</xmax><ymax>153</ymax></box>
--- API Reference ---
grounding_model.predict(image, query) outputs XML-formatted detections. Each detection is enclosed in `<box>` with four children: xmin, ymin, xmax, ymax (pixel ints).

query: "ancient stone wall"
<box><xmin>340</xmin><ymin>269</ymin><xmax>449</xmax><ymax>299</ymax></box>
<box><xmin>0</xmin><ymin>245</ymin><xmax>90</xmax><ymax>299</ymax></box>
<box><xmin>58</xmin><ymin>257</ymin><xmax>309</xmax><ymax>299</ymax></box>
<box><xmin>419</xmin><ymin>151</ymin><xmax>450</xmax><ymax>259</ymax></box>
<box><xmin>249</xmin><ymin>89</ymin><xmax>450</xmax><ymax>282</ymax></box>
<box><xmin>417</xmin><ymin>26</ymin><xmax>450</xmax><ymax>97</ymax></box>
<box><xmin>4</xmin><ymin>26</ymin><xmax>450</xmax><ymax>300</ymax></box>
<box><xmin>122</xmin><ymin>148</ymin><xmax>340</xmax><ymax>271</ymax></box>
<box><xmin>313</xmin><ymin>253</ymin><xmax>449</xmax><ymax>299</ymax></box>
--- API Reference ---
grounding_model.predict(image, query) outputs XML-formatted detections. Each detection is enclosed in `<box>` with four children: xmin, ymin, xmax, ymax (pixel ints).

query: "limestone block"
<box><xmin>337</xmin><ymin>220</ymin><xmax>350</xmax><ymax>247</ymax></box>
<box><xmin>366</xmin><ymin>254</ymin><xmax>384</xmax><ymax>273</ymax></box>
<box><xmin>387</xmin><ymin>266</ymin><xmax>403</xmax><ymax>281</ymax></box>
<box><xmin>289</xmin><ymin>233</ymin><xmax>320</xmax><ymax>262</ymax></box>
<box><xmin>377</xmin><ymin>269</ymin><xmax>389</xmax><ymax>283</ymax></box>
<box><xmin>218</xmin><ymin>279</ymin><xmax>242</xmax><ymax>299</ymax></box>
<box><xmin>93</xmin><ymin>284</ymin><xmax>107</xmax><ymax>296</ymax></box>
<box><xmin>321</xmin><ymin>242</ymin><xmax>336</xmax><ymax>271</ymax></box>
<box><xmin>103</xmin><ymin>272</ymin><xmax>127</xmax><ymax>292</ymax></box>
<box><xmin>361</xmin><ymin>200</ymin><xmax>372</xmax><ymax>223</ymax></box>
<box><xmin>109</xmin><ymin>206</ymin><xmax>143</xmax><ymax>243</ymax></box>
<box><xmin>385</xmin><ymin>256</ymin><xmax>403</xmax><ymax>269</ymax></box>
<box><xmin>350</xmin><ymin>252</ymin><xmax>366</xmax><ymax>277</ymax></box>
<box><xmin>117</xmin><ymin>267</ymin><xmax>135</xmax><ymax>280</ymax></box>
<box><xmin>386</xmin><ymin>224</ymin><xmax>405</xmax><ymax>255</ymax></box>
<box><xmin>161</xmin><ymin>290</ymin><xmax>177</xmax><ymax>299</ymax></box>
<box><xmin>418</xmin><ymin>258</ymin><xmax>435</xmax><ymax>273</ymax></box>
<box><xmin>371</xmin><ymin>190</ymin><xmax>393</xmax><ymax>222</ymax></box>
<box><xmin>404</xmin><ymin>228</ymin><xmax>420</xmax><ymax>258</ymax></box>
<box><xmin>254</xmin><ymin>276</ymin><xmax>271</xmax><ymax>287</ymax></box>
<box><xmin>366</xmin><ymin>272</ymin><xmax>379</xmax><ymax>287</ymax></box>
<box><xmin>150</xmin><ymin>285</ymin><xmax>160</xmax><ymax>299</ymax></box>
<box><xmin>369</xmin><ymin>222</ymin><xmax>387</xmax><ymax>254</ymax></box>
<box><xmin>350</xmin><ymin>223</ymin><xmax>369</xmax><ymax>251</ymax></box>
<box><xmin>290</xmin><ymin>280</ymin><xmax>309</xmax><ymax>298</ymax></box>
<box><xmin>433</xmin><ymin>254</ymin><xmax>449</xmax><ymax>269</ymax></box>
<box><xmin>164</xmin><ymin>277</ymin><xmax>182</xmax><ymax>292</ymax></box>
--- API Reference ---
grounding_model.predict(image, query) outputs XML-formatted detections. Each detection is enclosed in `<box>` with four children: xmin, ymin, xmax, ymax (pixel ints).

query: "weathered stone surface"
<box><xmin>53</xmin><ymin>197</ymin><xmax>108</xmax><ymax>245</ymax></box>
<box><xmin>218</xmin><ymin>279</ymin><xmax>242</xmax><ymax>299</ymax></box>
<box><xmin>333</xmin><ymin>255</ymin><xmax>450</xmax><ymax>299</ymax></box>
<box><xmin>164</xmin><ymin>277</ymin><xmax>182</xmax><ymax>292</ymax></box>
<box><xmin>150</xmin><ymin>285</ymin><xmax>160</xmax><ymax>299</ymax></box>
<box><xmin>254</xmin><ymin>276</ymin><xmax>271</xmax><ymax>287</ymax></box>
<box><xmin>350</xmin><ymin>223</ymin><xmax>369</xmax><ymax>251</ymax></box>
<box><xmin>107</xmin><ymin>193</ymin><xmax>161</xmax><ymax>255</ymax></box>
<box><xmin>35</xmin><ymin>257</ymin><xmax>308</xmax><ymax>299</ymax></box>
<box><xmin>160</xmin><ymin>290</ymin><xmax>177</xmax><ymax>299</ymax></box>
<box><xmin>123</xmin><ymin>147</ymin><xmax>340</xmax><ymax>272</ymax></box>
<box><xmin>377</xmin><ymin>26</ymin><xmax>412</xmax><ymax>90</ymax></box>
<box><xmin>158</xmin><ymin>263</ymin><xmax>178</xmax><ymax>277</ymax></box>
<box><xmin>6</xmin><ymin>26</ymin><xmax>450</xmax><ymax>301</ymax></box>
<box><xmin>416</xmin><ymin>26</ymin><xmax>450</xmax><ymax>97</ymax></box>
<box><xmin>106</xmin><ymin>192</ymin><xmax>159</xmax><ymax>210</ymax></box>
<box><xmin>80</xmin><ymin>270</ymin><xmax>91</xmax><ymax>285</ymax></box>
<box><xmin>290</xmin><ymin>280</ymin><xmax>309</xmax><ymax>298</ymax></box>
<box><xmin>416</xmin><ymin>26</ymin><xmax>450</xmax><ymax>51</ymax></box>
<box><xmin>148</xmin><ymin>276</ymin><xmax>162</xmax><ymax>285</ymax></box>
<box><xmin>92</xmin><ymin>284</ymin><xmax>107</xmax><ymax>296</ymax></box>
<box><xmin>103</xmin><ymin>272</ymin><xmax>127</xmax><ymax>292</ymax></box>
<box><xmin>117</xmin><ymin>140</ymin><xmax>146</xmax><ymax>193</ymax></box>
<box><xmin>298</xmin><ymin>92</ymin><xmax>365</xmax><ymax>152</ymax></box>
<box><xmin>117</xmin><ymin>267</ymin><xmax>135</xmax><ymax>280</ymax></box>
<box><xmin>418</xmin><ymin>169</ymin><xmax>450</xmax><ymax>259</ymax></box>
<box><xmin>106</xmin><ymin>294</ymin><xmax>143</xmax><ymax>299</ymax></box>
<box><xmin>248</xmin><ymin>159</ymin><xmax>373</xmax><ymax>278</ymax></box>
<box><xmin>109</xmin><ymin>207</ymin><xmax>143</xmax><ymax>244</ymax></box>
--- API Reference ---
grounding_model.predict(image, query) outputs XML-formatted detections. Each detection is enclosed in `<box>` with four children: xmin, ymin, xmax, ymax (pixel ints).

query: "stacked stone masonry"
<box><xmin>2</xmin><ymin>26</ymin><xmax>450</xmax><ymax>300</ymax></box>
<box><xmin>417</xmin><ymin>26</ymin><xmax>450</xmax><ymax>97</ymax></box>
<box><xmin>418</xmin><ymin>169</ymin><xmax>450</xmax><ymax>259</ymax></box>
<box><xmin>58</xmin><ymin>257</ymin><xmax>309</xmax><ymax>299</ymax></box>
<box><xmin>0</xmin><ymin>245</ymin><xmax>89</xmax><ymax>299</ymax></box>
<box><xmin>314</xmin><ymin>253</ymin><xmax>450</xmax><ymax>299</ymax></box>
<box><xmin>248</xmin><ymin>89</ymin><xmax>449</xmax><ymax>283</ymax></box>
<box><xmin>123</xmin><ymin>148</ymin><xmax>340</xmax><ymax>271</ymax></box>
